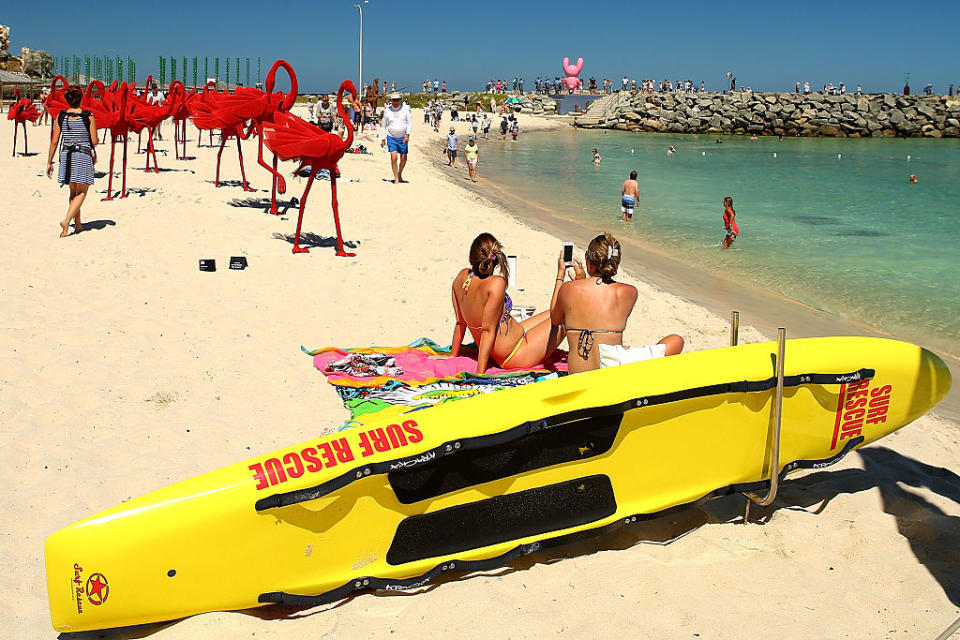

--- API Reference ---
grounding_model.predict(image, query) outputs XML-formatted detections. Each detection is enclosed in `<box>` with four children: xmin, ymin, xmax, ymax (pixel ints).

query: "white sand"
<box><xmin>1</xmin><ymin>106</ymin><xmax>958</xmax><ymax>638</ymax></box>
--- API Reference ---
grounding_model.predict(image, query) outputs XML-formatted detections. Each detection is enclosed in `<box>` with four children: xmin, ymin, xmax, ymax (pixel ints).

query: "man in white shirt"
<box><xmin>380</xmin><ymin>92</ymin><xmax>412</xmax><ymax>184</ymax></box>
<box><xmin>146</xmin><ymin>83</ymin><xmax>166</xmax><ymax>140</ymax></box>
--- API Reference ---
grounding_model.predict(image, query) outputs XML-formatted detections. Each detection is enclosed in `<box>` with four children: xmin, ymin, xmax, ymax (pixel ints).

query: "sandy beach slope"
<box><xmin>1</xmin><ymin>106</ymin><xmax>957</xmax><ymax>638</ymax></box>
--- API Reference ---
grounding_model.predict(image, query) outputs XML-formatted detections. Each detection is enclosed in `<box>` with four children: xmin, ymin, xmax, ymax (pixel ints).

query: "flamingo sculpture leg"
<box><xmin>173</xmin><ymin>118</ymin><xmax>181</xmax><ymax>160</ymax></box>
<box><xmin>291</xmin><ymin>168</ymin><xmax>318</xmax><ymax>254</ymax></box>
<box><xmin>328</xmin><ymin>171</ymin><xmax>354</xmax><ymax>257</ymax></box>
<box><xmin>235</xmin><ymin>136</ymin><xmax>255</xmax><ymax>192</ymax></box>
<box><xmin>120</xmin><ymin>135</ymin><xmax>128</xmax><ymax>197</ymax></box>
<box><xmin>145</xmin><ymin>126</ymin><xmax>160</xmax><ymax>173</ymax></box>
<box><xmin>215</xmin><ymin>135</ymin><xmax>228</xmax><ymax>186</ymax></box>
<box><xmin>102</xmin><ymin>133</ymin><xmax>118</xmax><ymax>200</ymax></box>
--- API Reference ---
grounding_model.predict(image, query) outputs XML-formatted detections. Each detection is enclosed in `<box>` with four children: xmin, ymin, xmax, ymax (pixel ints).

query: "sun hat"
<box><xmin>389</xmin><ymin>91</ymin><xmax>402</xmax><ymax>100</ymax></box>
<box><xmin>450</xmin><ymin>126</ymin><xmax>455</xmax><ymax>131</ymax></box>
<box><xmin>469</xmin><ymin>136</ymin><xmax>475</xmax><ymax>141</ymax></box>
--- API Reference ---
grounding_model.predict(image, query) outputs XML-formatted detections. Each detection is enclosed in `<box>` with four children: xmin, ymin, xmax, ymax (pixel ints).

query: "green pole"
<box><xmin>117</xmin><ymin>57</ymin><xmax>123</xmax><ymax>85</ymax></box>
<box><xmin>85</xmin><ymin>56</ymin><xmax>90</xmax><ymax>83</ymax></box>
<box><xmin>245</xmin><ymin>57</ymin><xmax>250</xmax><ymax>88</ymax></box>
<box><xmin>193</xmin><ymin>57</ymin><xmax>198</xmax><ymax>89</ymax></box>
<box><xmin>215</xmin><ymin>57</ymin><xmax>219</xmax><ymax>85</ymax></box>
<box><xmin>226</xmin><ymin>57</ymin><xmax>230</xmax><ymax>86</ymax></box>
<box><xmin>171</xmin><ymin>57</ymin><xmax>177</xmax><ymax>84</ymax></box>
<box><xmin>128</xmin><ymin>58</ymin><xmax>135</xmax><ymax>84</ymax></box>
<box><xmin>182</xmin><ymin>56</ymin><xmax>187</xmax><ymax>84</ymax></box>
<box><xmin>236</xmin><ymin>57</ymin><xmax>240</xmax><ymax>86</ymax></box>
<box><xmin>159</xmin><ymin>57</ymin><xmax>165</xmax><ymax>85</ymax></box>
<box><xmin>204</xmin><ymin>57</ymin><xmax>209</xmax><ymax>84</ymax></box>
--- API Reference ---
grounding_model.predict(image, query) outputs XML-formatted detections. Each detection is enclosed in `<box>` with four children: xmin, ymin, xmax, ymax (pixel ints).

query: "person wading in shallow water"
<box><xmin>621</xmin><ymin>170</ymin><xmax>639</xmax><ymax>222</ymax></box>
<box><xmin>721</xmin><ymin>196</ymin><xmax>739</xmax><ymax>248</ymax></box>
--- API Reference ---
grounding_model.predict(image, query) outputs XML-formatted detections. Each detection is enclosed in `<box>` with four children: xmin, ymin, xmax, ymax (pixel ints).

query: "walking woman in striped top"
<box><xmin>46</xmin><ymin>85</ymin><xmax>97</xmax><ymax>237</ymax></box>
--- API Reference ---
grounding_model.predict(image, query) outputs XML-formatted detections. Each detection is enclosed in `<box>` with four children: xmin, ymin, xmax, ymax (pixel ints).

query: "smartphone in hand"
<box><xmin>562</xmin><ymin>242</ymin><xmax>574</xmax><ymax>265</ymax></box>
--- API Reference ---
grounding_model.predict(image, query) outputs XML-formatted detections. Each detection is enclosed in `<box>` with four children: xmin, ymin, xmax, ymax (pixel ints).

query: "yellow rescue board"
<box><xmin>46</xmin><ymin>337</ymin><xmax>950</xmax><ymax>632</ymax></box>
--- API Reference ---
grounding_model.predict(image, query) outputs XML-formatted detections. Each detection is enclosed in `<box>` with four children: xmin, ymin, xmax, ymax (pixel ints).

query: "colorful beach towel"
<box><xmin>303</xmin><ymin>338</ymin><xmax>567</xmax><ymax>433</ymax></box>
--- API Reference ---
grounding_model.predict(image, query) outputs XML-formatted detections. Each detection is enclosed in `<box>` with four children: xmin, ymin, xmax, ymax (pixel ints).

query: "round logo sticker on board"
<box><xmin>85</xmin><ymin>572</ymin><xmax>109</xmax><ymax>606</ymax></box>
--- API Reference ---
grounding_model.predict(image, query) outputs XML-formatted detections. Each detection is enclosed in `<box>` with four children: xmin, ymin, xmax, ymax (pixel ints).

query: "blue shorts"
<box><xmin>387</xmin><ymin>136</ymin><xmax>408</xmax><ymax>154</ymax></box>
<box><xmin>621</xmin><ymin>195</ymin><xmax>636</xmax><ymax>214</ymax></box>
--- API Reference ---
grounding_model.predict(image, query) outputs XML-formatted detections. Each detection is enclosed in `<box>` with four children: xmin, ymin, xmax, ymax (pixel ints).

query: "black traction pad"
<box><xmin>388</xmin><ymin>413</ymin><xmax>621</xmax><ymax>504</ymax></box>
<box><xmin>386</xmin><ymin>474</ymin><xmax>617</xmax><ymax>565</ymax></box>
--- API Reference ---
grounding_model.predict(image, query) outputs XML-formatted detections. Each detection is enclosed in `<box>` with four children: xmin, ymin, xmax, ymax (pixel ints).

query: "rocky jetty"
<box><xmin>573</xmin><ymin>91</ymin><xmax>960</xmax><ymax>137</ymax></box>
<box><xmin>431</xmin><ymin>91</ymin><xmax>558</xmax><ymax>114</ymax></box>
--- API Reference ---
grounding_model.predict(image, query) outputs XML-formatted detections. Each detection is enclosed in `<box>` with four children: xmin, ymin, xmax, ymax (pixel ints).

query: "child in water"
<box><xmin>722</xmin><ymin>196</ymin><xmax>738</xmax><ymax>248</ymax></box>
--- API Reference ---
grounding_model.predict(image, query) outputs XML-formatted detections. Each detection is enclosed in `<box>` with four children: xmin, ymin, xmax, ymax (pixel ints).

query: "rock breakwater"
<box><xmin>574</xmin><ymin>91</ymin><xmax>960</xmax><ymax>137</ymax></box>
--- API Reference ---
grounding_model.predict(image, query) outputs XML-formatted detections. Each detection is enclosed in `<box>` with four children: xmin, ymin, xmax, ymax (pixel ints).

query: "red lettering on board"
<box><xmin>301</xmin><ymin>447</ymin><xmax>322</xmax><ymax>473</ymax></box>
<box><xmin>264</xmin><ymin>458</ymin><xmax>287</xmax><ymax>486</ymax></box>
<box><xmin>332</xmin><ymin>437</ymin><xmax>354</xmax><ymax>463</ymax></box>
<box><xmin>369</xmin><ymin>428</ymin><xmax>390</xmax><ymax>453</ymax></box>
<box><xmin>249</xmin><ymin>463</ymin><xmax>268</xmax><ymax>490</ymax></box>
<box><xmin>283</xmin><ymin>452</ymin><xmax>304</xmax><ymax>479</ymax></box>
<box><xmin>831</xmin><ymin>379</ymin><xmax>894</xmax><ymax>449</ymax></box>
<box><xmin>317</xmin><ymin>442</ymin><xmax>336</xmax><ymax>467</ymax></box>
<box><xmin>386</xmin><ymin>423</ymin><xmax>408</xmax><ymax>449</ymax></box>
<box><xmin>403</xmin><ymin>420</ymin><xmax>423</xmax><ymax>443</ymax></box>
<box><xmin>358</xmin><ymin>431</ymin><xmax>373</xmax><ymax>457</ymax></box>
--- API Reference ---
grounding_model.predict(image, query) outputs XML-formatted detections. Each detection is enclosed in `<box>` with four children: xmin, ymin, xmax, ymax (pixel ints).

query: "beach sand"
<box><xmin>1</xmin><ymin>107</ymin><xmax>958</xmax><ymax>638</ymax></box>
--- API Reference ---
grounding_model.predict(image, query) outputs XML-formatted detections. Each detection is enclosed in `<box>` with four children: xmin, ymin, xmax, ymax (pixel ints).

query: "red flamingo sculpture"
<box><xmin>8</xmin><ymin>88</ymin><xmax>40</xmax><ymax>156</ymax></box>
<box><xmin>100</xmin><ymin>82</ymin><xmax>147</xmax><ymax>200</ymax></box>
<box><xmin>188</xmin><ymin>83</ymin><xmax>257</xmax><ymax>192</ymax></box>
<box><xmin>212</xmin><ymin>59</ymin><xmax>298</xmax><ymax>213</ymax></box>
<box><xmin>262</xmin><ymin>80</ymin><xmax>357</xmax><ymax>257</ymax></box>
<box><xmin>43</xmin><ymin>76</ymin><xmax>69</xmax><ymax>124</ymax></box>
<box><xmin>166</xmin><ymin>81</ymin><xmax>194</xmax><ymax>160</ymax></box>
<box><xmin>195</xmin><ymin>81</ymin><xmax>219</xmax><ymax>148</ymax></box>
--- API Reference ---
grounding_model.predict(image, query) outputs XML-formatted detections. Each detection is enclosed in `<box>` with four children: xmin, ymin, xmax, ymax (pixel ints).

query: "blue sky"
<box><xmin>4</xmin><ymin>0</ymin><xmax>959</xmax><ymax>93</ymax></box>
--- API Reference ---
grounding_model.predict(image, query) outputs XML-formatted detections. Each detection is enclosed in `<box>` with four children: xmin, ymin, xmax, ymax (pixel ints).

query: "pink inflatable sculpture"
<box><xmin>562</xmin><ymin>57</ymin><xmax>583</xmax><ymax>94</ymax></box>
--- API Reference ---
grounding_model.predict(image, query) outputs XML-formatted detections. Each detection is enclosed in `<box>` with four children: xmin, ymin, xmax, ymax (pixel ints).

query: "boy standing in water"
<box><xmin>722</xmin><ymin>196</ymin><xmax>739</xmax><ymax>248</ymax></box>
<box><xmin>621</xmin><ymin>170</ymin><xmax>639</xmax><ymax>221</ymax></box>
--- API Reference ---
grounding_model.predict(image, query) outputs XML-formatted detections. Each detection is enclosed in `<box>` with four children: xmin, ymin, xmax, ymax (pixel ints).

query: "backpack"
<box><xmin>57</xmin><ymin>110</ymin><xmax>94</xmax><ymax>148</ymax></box>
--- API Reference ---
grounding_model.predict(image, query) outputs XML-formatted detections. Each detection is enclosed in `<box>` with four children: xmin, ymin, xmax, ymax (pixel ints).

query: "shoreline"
<box><xmin>2</xmin><ymin>107</ymin><xmax>958</xmax><ymax>639</ymax></box>
<box><xmin>421</xmin><ymin>123</ymin><xmax>960</xmax><ymax>424</ymax></box>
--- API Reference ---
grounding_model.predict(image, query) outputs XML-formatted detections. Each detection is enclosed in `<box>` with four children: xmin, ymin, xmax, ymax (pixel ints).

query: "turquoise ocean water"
<box><xmin>476</xmin><ymin>128</ymin><xmax>960</xmax><ymax>356</ymax></box>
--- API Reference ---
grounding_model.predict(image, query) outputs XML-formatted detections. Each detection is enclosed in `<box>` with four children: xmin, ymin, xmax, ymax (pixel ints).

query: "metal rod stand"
<box><xmin>730</xmin><ymin>310</ymin><xmax>740</xmax><ymax>346</ymax></box>
<box><xmin>743</xmin><ymin>327</ymin><xmax>786</xmax><ymax>522</ymax></box>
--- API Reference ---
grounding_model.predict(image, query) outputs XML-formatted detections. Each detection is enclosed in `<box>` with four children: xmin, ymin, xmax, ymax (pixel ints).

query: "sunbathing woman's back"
<box><xmin>550</xmin><ymin>233</ymin><xmax>683</xmax><ymax>374</ymax></box>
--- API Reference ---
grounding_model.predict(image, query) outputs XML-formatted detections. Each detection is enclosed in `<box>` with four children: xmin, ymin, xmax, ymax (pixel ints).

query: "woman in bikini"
<box><xmin>450</xmin><ymin>233</ymin><xmax>566</xmax><ymax>374</ymax></box>
<box><xmin>548</xmin><ymin>233</ymin><xmax>684</xmax><ymax>374</ymax></box>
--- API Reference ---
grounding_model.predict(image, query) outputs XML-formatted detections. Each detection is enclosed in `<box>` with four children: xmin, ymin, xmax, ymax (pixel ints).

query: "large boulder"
<box><xmin>888</xmin><ymin>109</ymin><xmax>905</xmax><ymax>125</ymax></box>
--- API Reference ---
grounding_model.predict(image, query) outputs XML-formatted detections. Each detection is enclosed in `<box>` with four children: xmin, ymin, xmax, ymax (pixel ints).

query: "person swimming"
<box><xmin>592</xmin><ymin>148</ymin><xmax>602</xmax><ymax>164</ymax></box>
<box><xmin>909</xmin><ymin>174</ymin><xmax>919</xmax><ymax>183</ymax></box>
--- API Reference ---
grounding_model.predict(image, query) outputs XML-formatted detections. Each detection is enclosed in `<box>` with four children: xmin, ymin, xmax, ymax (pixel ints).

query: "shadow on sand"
<box><xmin>56</xmin><ymin>447</ymin><xmax>960</xmax><ymax>639</ymax></box>
<box><xmin>228</xmin><ymin>197</ymin><xmax>299</xmax><ymax>216</ymax></box>
<box><xmin>272</xmin><ymin>232</ymin><xmax>359</xmax><ymax>251</ymax></box>
<box><xmin>204</xmin><ymin>180</ymin><xmax>260</xmax><ymax>190</ymax></box>
<box><xmin>76</xmin><ymin>220</ymin><xmax>116</xmax><ymax>233</ymax></box>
